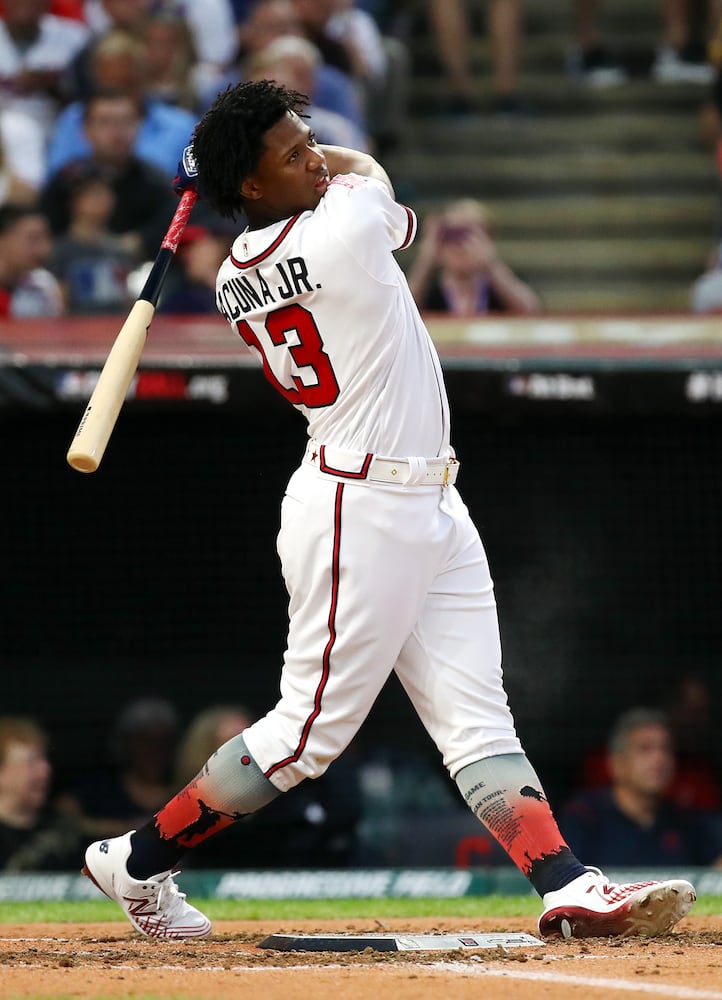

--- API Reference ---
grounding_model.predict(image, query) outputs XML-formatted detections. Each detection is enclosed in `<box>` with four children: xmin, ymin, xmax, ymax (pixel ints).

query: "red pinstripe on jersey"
<box><xmin>229</xmin><ymin>214</ymin><xmax>303</xmax><ymax>270</ymax></box>
<box><xmin>264</xmin><ymin>482</ymin><xmax>344</xmax><ymax>778</ymax></box>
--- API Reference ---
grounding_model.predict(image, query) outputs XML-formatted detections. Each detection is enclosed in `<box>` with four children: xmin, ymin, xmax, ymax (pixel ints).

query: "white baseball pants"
<box><xmin>243</xmin><ymin>458</ymin><xmax>523</xmax><ymax>792</ymax></box>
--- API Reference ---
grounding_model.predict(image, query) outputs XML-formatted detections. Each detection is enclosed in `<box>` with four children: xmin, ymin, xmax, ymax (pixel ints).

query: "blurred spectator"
<box><xmin>578</xmin><ymin>675</ymin><xmax>722</xmax><ymax>812</ymax></box>
<box><xmin>46</xmin><ymin>162</ymin><xmax>135</xmax><ymax>314</ymax></box>
<box><xmin>426</xmin><ymin>0</ymin><xmax>528</xmax><ymax>116</ymax></box>
<box><xmin>236</xmin><ymin>0</ymin><xmax>303</xmax><ymax>55</ymax></box>
<box><xmin>0</xmin><ymin>717</ymin><xmax>82</xmax><ymax>871</ymax></box>
<box><xmin>56</xmin><ymin>697</ymin><xmax>181</xmax><ymax>840</ymax></box>
<box><xmin>0</xmin><ymin>110</ymin><xmax>46</xmax><ymax>206</ymax></box>
<box><xmin>663</xmin><ymin>674</ymin><xmax>722</xmax><ymax>810</ymax></box>
<box><xmin>244</xmin><ymin>35</ymin><xmax>370</xmax><ymax>149</ymax></box>
<box><xmin>81</xmin><ymin>0</ymin><xmax>238</xmax><ymax>100</ymax></box>
<box><xmin>288</xmin><ymin>0</ymin><xmax>409</xmax><ymax>149</ymax></box>
<box><xmin>0</xmin><ymin>1</ymin><xmax>88</xmax><ymax>16</ymax></box>
<box><xmin>158</xmin><ymin>223</ymin><xmax>228</xmax><ymax>313</ymax></box>
<box><xmin>567</xmin><ymin>0</ymin><xmax>629</xmax><ymax>86</ymax></box>
<box><xmin>221</xmin><ymin>0</ymin><xmax>364</xmax><ymax>129</ymax></box>
<box><xmin>569</xmin><ymin>0</ymin><xmax>715</xmax><ymax>87</ymax></box>
<box><xmin>325</xmin><ymin>0</ymin><xmax>409</xmax><ymax>152</ymax></box>
<box><xmin>230</xmin><ymin>0</ymin><xmax>255</xmax><ymax>21</ymax></box>
<box><xmin>143</xmin><ymin>10</ymin><xmax>201</xmax><ymax>112</ymax></box>
<box><xmin>177</xmin><ymin>703</ymin><xmax>362</xmax><ymax>869</ymax></box>
<box><xmin>81</xmin><ymin>0</ymin><xmax>151</xmax><ymax>34</ymax></box>
<box><xmin>42</xmin><ymin>89</ymin><xmax>180</xmax><ymax>260</ymax></box>
<box><xmin>559</xmin><ymin>708</ymin><xmax>722</xmax><ymax>868</ymax></box>
<box><xmin>290</xmin><ymin>0</ymin><xmax>356</xmax><ymax>75</ymax></box>
<box><xmin>0</xmin><ymin>204</ymin><xmax>63</xmax><ymax>317</ymax></box>
<box><xmin>174</xmin><ymin>704</ymin><xmax>255</xmax><ymax>788</ymax></box>
<box><xmin>49</xmin><ymin>29</ymin><xmax>197</xmax><ymax>179</ymax></box>
<box><xmin>407</xmin><ymin>198</ymin><xmax>542</xmax><ymax>316</ymax></box>
<box><xmin>0</xmin><ymin>0</ymin><xmax>90</xmax><ymax>138</ymax></box>
<box><xmin>325</xmin><ymin>0</ymin><xmax>388</xmax><ymax>86</ymax></box>
<box><xmin>652</xmin><ymin>0</ymin><xmax>715</xmax><ymax>83</ymax></box>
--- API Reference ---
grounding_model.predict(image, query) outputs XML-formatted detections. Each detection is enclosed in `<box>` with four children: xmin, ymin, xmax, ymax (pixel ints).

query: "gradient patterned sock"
<box><xmin>455</xmin><ymin>753</ymin><xmax>587</xmax><ymax>897</ymax></box>
<box><xmin>127</xmin><ymin>734</ymin><xmax>279</xmax><ymax>879</ymax></box>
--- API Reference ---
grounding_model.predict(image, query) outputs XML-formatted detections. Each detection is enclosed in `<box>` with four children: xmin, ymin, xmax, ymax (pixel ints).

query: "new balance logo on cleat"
<box><xmin>82</xmin><ymin>832</ymin><xmax>212</xmax><ymax>939</ymax></box>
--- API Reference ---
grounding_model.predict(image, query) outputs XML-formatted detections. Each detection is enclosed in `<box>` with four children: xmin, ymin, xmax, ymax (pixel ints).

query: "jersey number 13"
<box><xmin>236</xmin><ymin>304</ymin><xmax>340</xmax><ymax>408</ymax></box>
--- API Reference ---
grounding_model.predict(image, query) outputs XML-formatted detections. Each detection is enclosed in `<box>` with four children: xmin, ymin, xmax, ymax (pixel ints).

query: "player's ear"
<box><xmin>241</xmin><ymin>176</ymin><xmax>262</xmax><ymax>201</ymax></box>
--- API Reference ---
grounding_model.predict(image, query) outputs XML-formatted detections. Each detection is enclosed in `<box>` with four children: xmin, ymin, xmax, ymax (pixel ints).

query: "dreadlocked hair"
<box><xmin>191</xmin><ymin>80</ymin><xmax>309</xmax><ymax>220</ymax></box>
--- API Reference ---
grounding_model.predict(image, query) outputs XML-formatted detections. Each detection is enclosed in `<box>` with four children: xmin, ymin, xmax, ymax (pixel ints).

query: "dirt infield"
<box><xmin>2</xmin><ymin>915</ymin><xmax>722</xmax><ymax>999</ymax></box>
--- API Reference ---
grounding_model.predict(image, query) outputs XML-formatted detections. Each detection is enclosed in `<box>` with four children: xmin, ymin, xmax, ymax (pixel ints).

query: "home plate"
<box><xmin>258</xmin><ymin>932</ymin><xmax>544</xmax><ymax>953</ymax></box>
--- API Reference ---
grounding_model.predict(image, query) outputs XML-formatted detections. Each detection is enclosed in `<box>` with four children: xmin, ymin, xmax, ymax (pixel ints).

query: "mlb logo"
<box><xmin>182</xmin><ymin>145</ymin><xmax>198</xmax><ymax>177</ymax></box>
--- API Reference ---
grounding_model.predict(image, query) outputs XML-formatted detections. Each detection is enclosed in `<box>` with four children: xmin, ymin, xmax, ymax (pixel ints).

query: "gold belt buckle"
<box><xmin>443</xmin><ymin>465</ymin><xmax>449</xmax><ymax>487</ymax></box>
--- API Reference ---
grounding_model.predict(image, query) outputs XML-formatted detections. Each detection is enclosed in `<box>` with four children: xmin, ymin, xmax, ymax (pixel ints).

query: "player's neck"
<box><xmin>245</xmin><ymin>206</ymin><xmax>297</xmax><ymax>231</ymax></box>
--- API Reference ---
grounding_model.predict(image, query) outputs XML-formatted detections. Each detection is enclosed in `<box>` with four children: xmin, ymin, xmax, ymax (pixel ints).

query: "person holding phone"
<box><xmin>407</xmin><ymin>198</ymin><xmax>542</xmax><ymax>316</ymax></box>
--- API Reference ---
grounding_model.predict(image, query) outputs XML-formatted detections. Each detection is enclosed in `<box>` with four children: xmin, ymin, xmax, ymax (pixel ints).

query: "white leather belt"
<box><xmin>303</xmin><ymin>441</ymin><xmax>460</xmax><ymax>487</ymax></box>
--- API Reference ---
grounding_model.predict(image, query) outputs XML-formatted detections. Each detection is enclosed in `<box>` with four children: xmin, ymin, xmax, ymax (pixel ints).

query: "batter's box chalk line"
<box><xmin>258</xmin><ymin>932</ymin><xmax>544</xmax><ymax>953</ymax></box>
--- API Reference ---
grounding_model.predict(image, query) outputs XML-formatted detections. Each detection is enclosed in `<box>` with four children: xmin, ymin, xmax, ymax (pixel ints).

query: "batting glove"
<box><xmin>173</xmin><ymin>144</ymin><xmax>199</xmax><ymax>197</ymax></box>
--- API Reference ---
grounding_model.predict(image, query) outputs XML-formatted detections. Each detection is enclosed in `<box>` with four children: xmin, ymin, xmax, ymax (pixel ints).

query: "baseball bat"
<box><xmin>66</xmin><ymin>188</ymin><xmax>198</xmax><ymax>473</ymax></box>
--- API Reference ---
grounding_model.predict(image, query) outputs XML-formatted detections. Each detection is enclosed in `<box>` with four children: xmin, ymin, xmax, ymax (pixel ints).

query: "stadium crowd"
<box><xmin>2</xmin><ymin>0</ymin><xmax>721</xmax><ymax>317</ymax></box>
<box><xmin>0</xmin><ymin>0</ymin><xmax>408</xmax><ymax>317</ymax></box>
<box><xmin>2</xmin><ymin>686</ymin><xmax>722</xmax><ymax>872</ymax></box>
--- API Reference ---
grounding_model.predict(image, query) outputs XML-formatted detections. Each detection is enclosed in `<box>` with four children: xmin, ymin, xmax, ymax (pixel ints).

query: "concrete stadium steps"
<box><xmin>494</xmin><ymin>235</ymin><xmax>707</xmax><ymax>274</ymax></box>
<box><xmin>409</xmin><ymin>195</ymin><xmax>717</xmax><ymax>240</ymax></box>
<box><xmin>393</xmin><ymin>148</ymin><xmax>717</xmax><ymax>198</ymax></box>
<box><xmin>404</xmin><ymin>112</ymin><xmax>709</xmax><ymax>155</ymax></box>
<box><xmin>390</xmin><ymin>1</ymin><xmax>720</xmax><ymax>312</ymax></box>
<box><xmin>405</xmin><ymin>0</ymin><xmax>680</xmax><ymax>44</ymax></box>
<box><xmin>407</xmin><ymin>75</ymin><xmax>716</xmax><ymax>115</ymax></box>
<box><xmin>410</xmin><ymin>34</ymin><xmax>661</xmax><ymax>76</ymax></box>
<box><xmin>528</xmin><ymin>282</ymin><xmax>691</xmax><ymax>313</ymax></box>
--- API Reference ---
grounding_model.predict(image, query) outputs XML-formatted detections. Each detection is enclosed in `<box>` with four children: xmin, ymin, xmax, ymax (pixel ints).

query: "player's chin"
<box><xmin>313</xmin><ymin>176</ymin><xmax>329</xmax><ymax>199</ymax></box>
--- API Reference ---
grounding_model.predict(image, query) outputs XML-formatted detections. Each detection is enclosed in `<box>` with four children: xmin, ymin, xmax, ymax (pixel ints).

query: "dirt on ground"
<box><xmin>2</xmin><ymin>915</ymin><xmax>721</xmax><ymax>999</ymax></box>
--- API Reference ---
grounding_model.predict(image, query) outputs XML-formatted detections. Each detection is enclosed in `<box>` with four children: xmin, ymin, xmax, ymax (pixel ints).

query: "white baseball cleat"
<box><xmin>82</xmin><ymin>832</ymin><xmax>212</xmax><ymax>939</ymax></box>
<box><xmin>538</xmin><ymin>868</ymin><xmax>696</xmax><ymax>939</ymax></box>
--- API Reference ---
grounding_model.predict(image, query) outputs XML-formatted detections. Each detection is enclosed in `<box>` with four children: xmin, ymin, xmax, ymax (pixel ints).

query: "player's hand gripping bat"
<box><xmin>66</xmin><ymin>186</ymin><xmax>197</xmax><ymax>473</ymax></box>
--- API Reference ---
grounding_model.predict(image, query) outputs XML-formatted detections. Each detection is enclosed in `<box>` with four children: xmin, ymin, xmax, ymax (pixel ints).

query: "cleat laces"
<box><xmin>155</xmin><ymin>872</ymin><xmax>187</xmax><ymax>919</ymax></box>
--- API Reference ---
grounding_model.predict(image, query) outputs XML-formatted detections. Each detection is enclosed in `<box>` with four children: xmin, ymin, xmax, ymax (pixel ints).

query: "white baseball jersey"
<box><xmin>215</xmin><ymin>173</ymin><xmax>450</xmax><ymax>459</ymax></box>
<box><xmin>217</xmin><ymin>174</ymin><xmax>521</xmax><ymax>791</ymax></box>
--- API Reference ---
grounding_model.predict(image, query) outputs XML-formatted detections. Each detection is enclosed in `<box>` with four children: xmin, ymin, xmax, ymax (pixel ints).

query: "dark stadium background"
<box><xmin>4</xmin><ymin>369</ymin><xmax>722</xmax><ymax>808</ymax></box>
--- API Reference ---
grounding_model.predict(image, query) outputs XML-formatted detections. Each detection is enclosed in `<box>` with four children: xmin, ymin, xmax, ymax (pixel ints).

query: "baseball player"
<box><xmin>83</xmin><ymin>81</ymin><xmax>696</xmax><ymax>940</ymax></box>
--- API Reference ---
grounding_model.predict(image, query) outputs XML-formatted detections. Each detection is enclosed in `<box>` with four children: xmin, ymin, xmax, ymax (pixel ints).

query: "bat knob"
<box><xmin>67</xmin><ymin>449</ymin><xmax>99</xmax><ymax>473</ymax></box>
